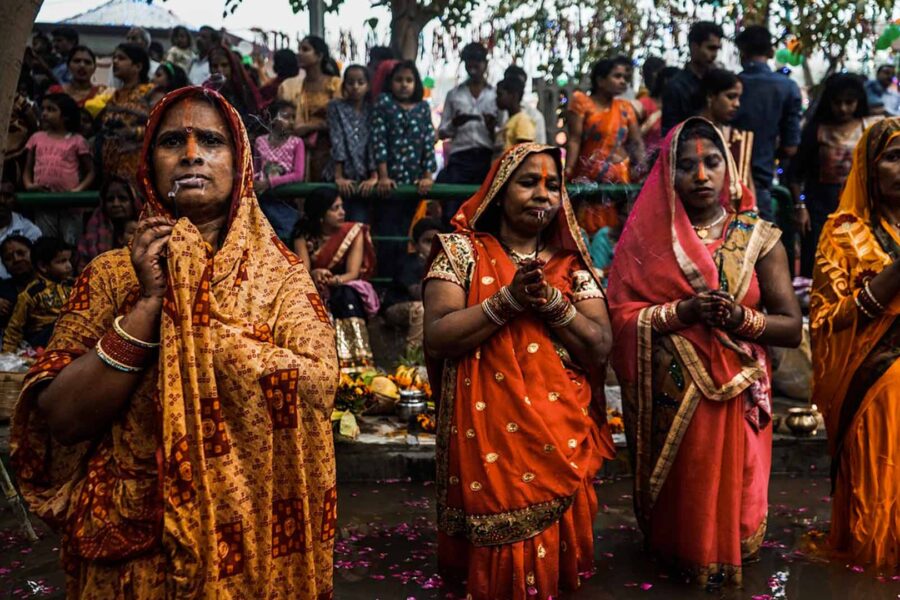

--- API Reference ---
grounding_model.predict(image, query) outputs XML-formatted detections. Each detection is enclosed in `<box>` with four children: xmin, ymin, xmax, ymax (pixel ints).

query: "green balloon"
<box><xmin>787</xmin><ymin>52</ymin><xmax>804</xmax><ymax>66</ymax></box>
<box><xmin>876</xmin><ymin>34</ymin><xmax>892</xmax><ymax>50</ymax></box>
<box><xmin>423</xmin><ymin>76</ymin><xmax>435</xmax><ymax>89</ymax></box>
<box><xmin>556</xmin><ymin>75</ymin><xmax>568</xmax><ymax>87</ymax></box>
<box><xmin>888</xmin><ymin>23</ymin><xmax>900</xmax><ymax>40</ymax></box>
<box><xmin>775</xmin><ymin>48</ymin><xmax>791</xmax><ymax>63</ymax></box>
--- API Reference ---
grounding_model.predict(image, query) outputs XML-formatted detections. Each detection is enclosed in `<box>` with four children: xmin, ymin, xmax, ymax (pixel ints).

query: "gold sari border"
<box><xmin>326</xmin><ymin>222</ymin><xmax>363</xmax><ymax>270</ymax></box>
<box><xmin>439</xmin><ymin>495</ymin><xmax>575</xmax><ymax>547</ymax></box>
<box><xmin>634</xmin><ymin>307</ymin><xmax>655</xmax><ymax>521</ymax></box>
<box><xmin>670</xmin><ymin>334</ymin><xmax>761</xmax><ymax>402</ymax></box>
<box><xmin>648</xmin><ymin>382</ymin><xmax>701</xmax><ymax>506</ymax></box>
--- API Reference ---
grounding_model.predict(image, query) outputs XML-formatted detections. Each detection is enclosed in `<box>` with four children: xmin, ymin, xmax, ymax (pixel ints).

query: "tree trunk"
<box><xmin>0</xmin><ymin>0</ymin><xmax>43</xmax><ymax>182</ymax></box>
<box><xmin>389</xmin><ymin>0</ymin><xmax>435</xmax><ymax>60</ymax></box>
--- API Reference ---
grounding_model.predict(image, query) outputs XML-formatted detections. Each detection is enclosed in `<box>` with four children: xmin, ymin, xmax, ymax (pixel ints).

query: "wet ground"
<box><xmin>1</xmin><ymin>476</ymin><xmax>898</xmax><ymax>599</ymax></box>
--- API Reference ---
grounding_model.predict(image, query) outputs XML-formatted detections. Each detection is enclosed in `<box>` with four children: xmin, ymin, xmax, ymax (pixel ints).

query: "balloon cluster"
<box><xmin>775</xmin><ymin>38</ymin><xmax>803</xmax><ymax>67</ymax></box>
<box><xmin>875</xmin><ymin>22</ymin><xmax>900</xmax><ymax>51</ymax></box>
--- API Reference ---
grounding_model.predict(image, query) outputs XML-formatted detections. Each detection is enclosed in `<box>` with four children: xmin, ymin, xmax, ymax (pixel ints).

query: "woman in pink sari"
<box><xmin>607</xmin><ymin>118</ymin><xmax>801</xmax><ymax>587</ymax></box>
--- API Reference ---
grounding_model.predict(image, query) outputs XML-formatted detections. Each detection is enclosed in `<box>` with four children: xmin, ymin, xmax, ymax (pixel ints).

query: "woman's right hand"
<box><xmin>376</xmin><ymin>176</ymin><xmax>397</xmax><ymax>198</ymax></box>
<box><xmin>508</xmin><ymin>260</ymin><xmax>548</xmax><ymax>309</ymax></box>
<box><xmin>131</xmin><ymin>217</ymin><xmax>174</xmax><ymax>300</ymax></box>
<box><xmin>335</xmin><ymin>177</ymin><xmax>356</xmax><ymax>199</ymax></box>
<box><xmin>358</xmin><ymin>176</ymin><xmax>378</xmax><ymax>197</ymax></box>
<box><xmin>311</xmin><ymin>268</ymin><xmax>333</xmax><ymax>287</ymax></box>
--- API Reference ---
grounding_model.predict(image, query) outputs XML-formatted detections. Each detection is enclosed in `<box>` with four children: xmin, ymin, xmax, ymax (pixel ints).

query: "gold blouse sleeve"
<box><xmin>425</xmin><ymin>248</ymin><xmax>463</xmax><ymax>288</ymax></box>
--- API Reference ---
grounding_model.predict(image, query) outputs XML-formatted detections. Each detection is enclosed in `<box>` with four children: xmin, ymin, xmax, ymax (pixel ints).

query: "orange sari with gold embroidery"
<box><xmin>425</xmin><ymin>144</ymin><xmax>615</xmax><ymax>599</ymax></box>
<box><xmin>810</xmin><ymin>118</ymin><xmax>900</xmax><ymax>569</ymax></box>
<box><xmin>10</xmin><ymin>87</ymin><xmax>339</xmax><ymax>598</ymax></box>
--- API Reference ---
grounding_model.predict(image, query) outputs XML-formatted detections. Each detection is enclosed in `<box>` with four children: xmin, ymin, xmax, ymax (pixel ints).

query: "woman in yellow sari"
<box><xmin>10</xmin><ymin>87</ymin><xmax>339</xmax><ymax>598</ymax></box>
<box><xmin>810</xmin><ymin>117</ymin><xmax>900</xmax><ymax>569</ymax></box>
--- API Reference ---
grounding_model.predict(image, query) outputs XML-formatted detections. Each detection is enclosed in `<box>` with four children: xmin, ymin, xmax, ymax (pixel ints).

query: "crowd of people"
<box><xmin>2</xmin><ymin>16</ymin><xmax>900</xmax><ymax>600</ymax></box>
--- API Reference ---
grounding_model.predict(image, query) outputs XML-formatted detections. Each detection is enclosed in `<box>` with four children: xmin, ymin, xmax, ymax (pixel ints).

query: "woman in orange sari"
<box><xmin>608</xmin><ymin>118</ymin><xmax>801</xmax><ymax>587</ymax></box>
<box><xmin>423</xmin><ymin>143</ymin><xmax>616</xmax><ymax>599</ymax></box>
<box><xmin>810</xmin><ymin>117</ymin><xmax>900</xmax><ymax>569</ymax></box>
<box><xmin>293</xmin><ymin>187</ymin><xmax>377</xmax><ymax>371</ymax></box>
<box><xmin>10</xmin><ymin>87</ymin><xmax>339</xmax><ymax>598</ymax></box>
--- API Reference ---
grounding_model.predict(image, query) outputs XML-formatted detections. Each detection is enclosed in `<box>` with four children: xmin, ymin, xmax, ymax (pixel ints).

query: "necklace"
<box><xmin>499</xmin><ymin>236</ymin><xmax>541</xmax><ymax>265</ymax></box>
<box><xmin>691</xmin><ymin>207</ymin><xmax>727</xmax><ymax>240</ymax></box>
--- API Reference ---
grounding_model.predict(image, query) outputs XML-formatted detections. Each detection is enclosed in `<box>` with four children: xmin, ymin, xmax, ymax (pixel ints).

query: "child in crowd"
<box><xmin>148</xmin><ymin>62</ymin><xmax>190</xmax><ymax>106</ymax></box>
<box><xmin>495</xmin><ymin>76</ymin><xmax>537</xmax><ymax>154</ymax></box>
<box><xmin>382</xmin><ymin>218</ymin><xmax>441</xmax><ymax>354</ymax></box>
<box><xmin>165</xmin><ymin>26</ymin><xmax>196</xmax><ymax>74</ymax></box>
<box><xmin>253</xmin><ymin>99</ymin><xmax>305</xmax><ymax>240</ymax></box>
<box><xmin>2</xmin><ymin>237</ymin><xmax>73</xmax><ymax>352</ymax></box>
<box><xmin>23</xmin><ymin>93</ymin><xmax>95</xmax><ymax>246</ymax></box>
<box><xmin>371</xmin><ymin>60</ymin><xmax>437</xmax><ymax>278</ymax></box>
<box><xmin>325</xmin><ymin>64</ymin><xmax>378</xmax><ymax>222</ymax></box>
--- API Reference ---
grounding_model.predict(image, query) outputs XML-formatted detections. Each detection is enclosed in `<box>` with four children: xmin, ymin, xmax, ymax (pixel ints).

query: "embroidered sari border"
<box><xmin>326</xmin><ymin>222</ymin><xmax>363</xmax><ymax>270</ymax></box>
<box><xmin>634</xmin><ymin>307</ymin><xmax>655</xmax><ymax>520</ymax></box>
<box><xmin>648</xmin><ymin>382</ymin><xmax>701</xmax><ymax>506</ymax></box>
<box><xmin>439</xmin><ymin>495</ymin><xmax>575</xmax><ymax>547</ymax></box>
<box><xmin>670</xmin><ymin>335</ymin><xmax>761</xmax><ymax>402</ymax></box>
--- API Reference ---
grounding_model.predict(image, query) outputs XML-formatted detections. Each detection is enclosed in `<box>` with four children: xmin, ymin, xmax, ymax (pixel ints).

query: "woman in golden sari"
<box><xmin>608</xmin><ymin>118</ymin><xmax>801</xmax><ymax>587</ymax></box>
<box><xmin>10</xmin><ymin>87</ymin><xmax>339</xmax><ymax>598</ymax></box>
<box><xmin>810</xmin><ymin>117</ymin><xmax>900</xmax><ymax>569</ymax></box>
<box><xmin>424</xmin><ymin>143</ymin><xmax>616</xmax><ymax>599</ymax></box>
<box><xmin>292</xmin><ymin>187</ymin><xmax>377</xmax><ymax>371</ymax></box>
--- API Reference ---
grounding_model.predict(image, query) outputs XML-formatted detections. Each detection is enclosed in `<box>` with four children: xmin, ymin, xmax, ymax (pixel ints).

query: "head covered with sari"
<box><xmin>429</xmin><ymin>143</ymin><xmax>613</xmax><ymax>557</ymax></box>
<box><xmin>608</xmin><ymin>117</ymin><xmax>774</xmax><ymax>399</ymax></box>
<box><xmin>11</xmin><ymin>86</ymin><xmax>338</xmax><ymax>598</ymax></box>
<box><xmin>76</xmin><ymin>176</ymin><xmax>143</xmax><ymax>269</ymax></box>
<box><xmin>811</xmin><ymin>117</ymin><xmax>900</xmax><ymax>449</ymax></box>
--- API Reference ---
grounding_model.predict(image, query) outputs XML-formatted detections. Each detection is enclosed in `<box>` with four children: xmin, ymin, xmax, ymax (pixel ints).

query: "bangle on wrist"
<box><xmin>537</xmin><ymin>288</ymin><xmax>577</xmax><ymax>328</ymax></box>
<box><xmin>651</xmin><ymin>300</ymin><xmax>685</xmax><ymax>333</ymax></box>
<box><xmin>733</xmin><ymin>307</ymin><xmax>766</xmax><ymax>340</ymax></box>
<box><xmin>482</xmin><ymin>286</ymin><xmax>524</xmax><ymax>326</ymax></box>
<box><xmin>794</xmin><ymin>203</ymin><xmax>807</xmax><ymax>210</ymax></box>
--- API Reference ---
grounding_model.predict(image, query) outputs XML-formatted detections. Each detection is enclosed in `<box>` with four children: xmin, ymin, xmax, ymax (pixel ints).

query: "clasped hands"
<box><xmin>679</xmin><ymin>290</ymin><xmax>743</xmax><ymax>330</ymax></box>
<box><xmin>506</xmin><ymin>258</ymin><xmax>556</xmax><ymax>312</ymax></box>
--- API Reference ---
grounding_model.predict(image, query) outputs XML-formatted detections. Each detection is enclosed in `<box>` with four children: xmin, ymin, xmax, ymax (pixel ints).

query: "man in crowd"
<box><xmin>503</xmin><ymin>65</ymin><xmax>547</xmax><ymax>144</ymax></box>
<box><xmin>436</xmin><ymin>42</ymin><xmax>498</xmax><ymax>200</ymax></box>
<box><xmin>125</xmin><ymin>27</ymin><xmax>160</xmax><ymax>75</ymax></box>
<box><xmin>661</xmin><ymin>21</ymin><xmax>723</xmax><ymax>135</ymax></box>
<box><xmin>866</xmin><ymin>64</ymin><xmax>900</xmax><ymax>116</ymax></box>
<box><xmin>189</xmin><ymin>26</ymin><xmax>222</xmax><ymax>85</ymax></box>
<box><xmin>50</xmin><ymin>27</ymin><xmax>79</xmax><ymax>84</ymax></box>
<box><xmin>732</xmin><ymin>25</ymin><xmax>802</xmax><ymax>221</ymax></box>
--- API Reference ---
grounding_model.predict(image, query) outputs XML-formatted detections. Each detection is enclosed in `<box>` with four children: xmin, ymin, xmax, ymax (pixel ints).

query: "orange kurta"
<box><xmin>810</xmin><ymin>118</ymin><xmax>900</xmax><ymax>569</ymax></box>
<box><xmin>10</xmin><ymin>87</ymin><xmax>339</xmax><ymax>598</ymax></box>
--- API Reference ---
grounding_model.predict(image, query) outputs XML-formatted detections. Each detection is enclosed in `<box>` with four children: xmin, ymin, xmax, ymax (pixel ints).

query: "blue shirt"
<box><xmin>732</xmin><ymin>61</ymin><xmax>802</xmax><ymax>190</ymax></box>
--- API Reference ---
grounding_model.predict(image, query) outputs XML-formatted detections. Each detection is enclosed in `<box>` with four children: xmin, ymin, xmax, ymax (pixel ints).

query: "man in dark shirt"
<box><xmin>661</xmin><ymin>21</ymin><xmax>724</xmax><ymax>135</ymax></box>
<box><xmin>731</xmin><ymin>25</ymin><xmax>802</xmax><ymax>221</ymax></box>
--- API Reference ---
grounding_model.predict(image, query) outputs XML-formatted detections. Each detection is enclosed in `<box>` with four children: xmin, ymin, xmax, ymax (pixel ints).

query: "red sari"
<box><xmin>607</xmin><ymin>118</ymin><xmax>781</xmax><ymax>586</ymax></box>
<box><xmin>425</xmin><ymin>143</ymin><xmax>615</xmax><ymax>599</ymax></box>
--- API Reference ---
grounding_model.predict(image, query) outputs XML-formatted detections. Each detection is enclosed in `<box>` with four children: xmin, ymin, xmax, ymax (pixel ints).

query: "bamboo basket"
<box><xmin>0</xmin><ymin>372</ymin><xmax>25</xmax><ymax>423</ymax></box>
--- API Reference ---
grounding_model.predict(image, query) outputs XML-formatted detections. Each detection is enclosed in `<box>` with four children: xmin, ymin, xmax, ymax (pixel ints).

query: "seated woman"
<box><xmin>423</xmin><ymin>144</ymin><xmax>616</xmax><ymax>599</ymax></box>
<box><xmin>607</xmin><ymin>118</ymin><xmax>801</xmax><ymax>587</ymax></box>
<box><xmin>10</xmin><ymin>87</ymin><xmax>339</xmax><ymax>598</ymax></box>
<box><xmin>292</xmin><ymin>187</ymin><xmax>377</xmax><ymax>371</ymax></box>
<box><xmin>810</xmin><ymin>117</ymin><xmax>900</xmax><ymax>569</ymax></box>
<box><xmin>76</xmin><ymin>175</ymin><xmax>142</xmax><ymax>270</ymax></box>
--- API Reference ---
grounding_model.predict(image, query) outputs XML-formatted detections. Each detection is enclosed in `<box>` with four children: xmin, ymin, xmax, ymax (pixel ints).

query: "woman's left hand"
<box><xmin>701</xmin><ymin>291</ymin><xmax>742</xmax><ymax>329</ymax></box>
<box><xmin>416</xmin><ymin>176</ymin><xmax>434</xmax><ymax>197</ymax></box>
<box><xmin>518</xmin><ymin>259</ymin><xmax>551</xmax><ymax>309</ymax></box>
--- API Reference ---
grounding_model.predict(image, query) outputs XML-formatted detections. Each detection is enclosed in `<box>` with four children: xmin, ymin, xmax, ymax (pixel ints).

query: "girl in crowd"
<box><xmin>207</xmin><ymin>45</ymin><xmax>264</xmax><ymax>134</ymax></box>
<box><xmin>566</xmin><ymin>56</ymin><xmax>645</xmax><ymax>186</ymax></box>
<box><xmin>164</xmin><ymin>26</ymin><xmax>196</xmax><ymax>73</ymax></box>
<box><xmin>253</xmin><ymin>99</ymin><xmax>306</xmax><ymax>240</ymax></box>
<box><xmin>810</xmin><ymin>117</ymin><xmax>900</xmax><ymax>570</ymax></box>
<box><xmin>325</xmin><ymin>64</ymin><xmax>378</xmax><ymax>222</ymax></box>
<box><xmin>90</xmin><ymin>43</ymin><xmax>153</xmax><ymax>183</ymax></box>
<box><xmin>47</xmin><ymin>46</ymin><xmax>106</xmax><ymax>107</ymax></box>
<box><xmin>700</xmin><ymin>68</ymin><xmax>755</xmax><ymax>193</ymax></box>
<box><xmin>423</xmin><ymin>144</ymin><xmax>614</xmax><ymax>599</ymax></box>
<box><xmin>566</xmin><ymin>56</ymin><xmax>645</xmax><ymax>235</ymax></box>
<box><xmin>147</xmin><ymin>61</ymin><xmax>190</xmax><ymax>106</ymax></box>
<box><xmin>791</xmin><ymin>73</ymin><xmax>873</xmax><ymax>276</ymax></box>
<box><xmin>281</xmin><ymin>35</ymin><xmax>342</xmax><ymax>181</ymax></box>
<box><xmin>23</xmin><ymin>93</ymin><xmax>94</xmax><ymax>245</ymax></box>
<box><xmin>76</xmin><ymin>175</ymin><xmax>142</xmax><ymax>270</ymax></box>
<box><xmin>292</xmin><ymin>187</ymin><xmax>377</xmax><ymax>371</ymax></box>
<box><xmin>371</xmin><ymin>60</ymin><xmax>436</xmax><ymax>278</ymax></box>
<box><xmin>608</xmin><ymin>119</ymin><xmax>801</xmax><ymax>587</ymax></box>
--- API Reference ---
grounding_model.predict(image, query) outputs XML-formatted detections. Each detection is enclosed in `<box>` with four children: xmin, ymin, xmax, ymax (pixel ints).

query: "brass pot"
<box><xmin>785</xmin><ymin>407</ymin><xmax>819</xmax><ymax>436</ymax></box>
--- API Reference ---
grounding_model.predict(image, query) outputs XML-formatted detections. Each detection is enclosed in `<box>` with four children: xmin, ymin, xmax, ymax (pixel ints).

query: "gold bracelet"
<box><xmin>113</xmin><ymin>315</ymin><xmax>160</xmax><ymax>349</ymax></box>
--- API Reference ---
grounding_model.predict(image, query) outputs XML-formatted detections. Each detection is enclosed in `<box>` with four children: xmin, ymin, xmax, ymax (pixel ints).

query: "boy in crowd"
<box><xmin>3</xmin><ymin>237</ymin><xmax>73</xmax><ymax>352</ymax></box>
<box><xmin>495</xmin><ymin>77</ymin><xmax>537</xmax><ymax>153</ymax></box>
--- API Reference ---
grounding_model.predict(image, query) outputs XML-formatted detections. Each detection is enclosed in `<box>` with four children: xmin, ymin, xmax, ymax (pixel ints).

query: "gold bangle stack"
<box><xmin>538</xmin><ymin>288</ymin><xmax>577</xmax><ymax>328</ymax></box>
<box><xmin>113</xmin><ymin>316</ymin><xmax>160</xmax><ymax>348</ymax></box>
<box><xmin>733</xmin><ymin>307</ymin><xmax>766</xmax><ymax>340</ymax></box>
<box><xmin>855</xmin><ymin>281</ymin><xmax>885</xmax><ymax>319</ymax></box>
<box><xmin>482</xmin><ymin>286</ymin><xmax>525</xmax><ymax>326</ymax></box>
<box><xmin>651</xmin><ymin>301</ymin><xmax>684</xmax><ymax>333</ymax></box>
